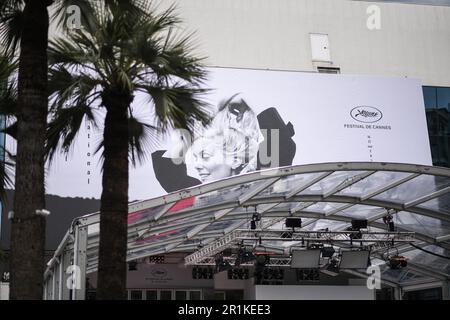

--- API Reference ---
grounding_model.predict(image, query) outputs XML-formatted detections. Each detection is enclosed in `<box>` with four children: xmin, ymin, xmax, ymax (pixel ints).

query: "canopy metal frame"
<box><xmin>42</xmin><ymin>162</ymin><xmax>450</xmax><ymax>300</ymax></box>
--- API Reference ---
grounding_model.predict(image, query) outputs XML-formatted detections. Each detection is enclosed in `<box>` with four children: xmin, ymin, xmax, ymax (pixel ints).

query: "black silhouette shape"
<box><xmin>152</xmin><ymin>107</ymin><xmax>296</xmax><ymax>193</ymax></box>
<box><xmin>151</xmin><ymin>150</ymin><xmax>201</xmax><ymax>192</ymax></box>
<box><xmin>257</xmin><ymin>107</ymin><xmax>296</xmax><ymax>170</ymax></box>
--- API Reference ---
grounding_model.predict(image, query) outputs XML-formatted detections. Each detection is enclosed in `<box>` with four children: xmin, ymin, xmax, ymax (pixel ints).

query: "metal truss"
<box><xmin>184</xmin><ymin>229</ymin><xmax>415</xmax><ymax>266</ymax></box>
<box><xmin>43</xmin><ymin>162</ymin><xmax>450</xmax><ymax>299</ymax></box>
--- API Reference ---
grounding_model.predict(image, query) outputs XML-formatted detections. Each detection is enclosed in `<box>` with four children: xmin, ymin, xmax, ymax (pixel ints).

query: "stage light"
<box><xmin>235</xmin><ymin>248</ymin><xmax>255</xmax><ymax>266</ymax></box>
<box><xmin>291</xmin><ymin>250</ymin><xmax>321</xmax><ymax>269</ymax></box>
<box><xmin>339</xmin><ymin>250</ymin><xmax>370</xmax><ymax>269</ymax></box>
<box><xmin>322</xmin><ymin>258</ymin><xmax>340</xmax><ymax>276</ymax></box>
<box><xmin>387</xmin><ymin>256</ymin><xmax>408</xmax><ymax>269</ymax></box>
<box><xmin>321</xmin><ymin>246</ymin><xmax>335</xmax><ymax>258</ymax></box>
<box><xmin>351</xmin><ymin>219</ymin><xmax>368</xmax><ymax>229</ymax></box>
<box><xmin>147</xmin><ymin>255</ymin><xmax>165</xmax><ymax>264</ymax></box>
<box><xmin>286</xmin><ymin>217</ymin><xmax>302</xmax><ymax>229</ymax></box>
<box><xmin>252</xmin><ymin>212</ymin><xmax>261</xmax><ymax>221</ymax></box>
<box><xmin>250</xmin><ymin>220</ymin><xmax>257</xmax><ymax>230</ymax></box>
<box><xmin>383</xmin><ymin>215</ymin><xmax>395</xmax><ymax>232</ymax></box>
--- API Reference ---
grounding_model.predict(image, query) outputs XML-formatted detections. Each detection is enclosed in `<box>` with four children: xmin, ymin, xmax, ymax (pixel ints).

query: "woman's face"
<box><xmin>190</xmin><ymin>138</ymin><xmax>233</xmax><ymax>182</ymax></box>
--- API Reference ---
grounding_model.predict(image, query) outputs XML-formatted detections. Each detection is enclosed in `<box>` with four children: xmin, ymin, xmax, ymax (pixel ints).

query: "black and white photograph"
<box><xmin>0</xmin><ymin>0</ymin><xmax>448</xmax><ymax>308</ymax></box>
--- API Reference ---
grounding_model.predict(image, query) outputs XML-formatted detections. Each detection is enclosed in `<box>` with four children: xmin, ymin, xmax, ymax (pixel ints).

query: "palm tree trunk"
<box><xmin>96</xmin><ymin>91</ymin><xmax>130</xmax><ymax>300</ymax></box>
<box><xmin>9</xmin><ymin>0</ymin><xmax>49</xmax><ymax>300</ymax></box>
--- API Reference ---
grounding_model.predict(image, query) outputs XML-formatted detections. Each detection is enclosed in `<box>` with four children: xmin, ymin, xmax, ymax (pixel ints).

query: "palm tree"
<box><xmin>0</xmin><ymin>0</ymin><xmax>52</xmax><ymax>300</ymax></box>
<box><xmin>0</xmin><ymin>52</ymin><xmax>16</xmax><ymax>209</ymax></box>
<box><xmin>0</xmin><ymin>0</ymin><xmax>137</xmax><ymax>300</ymax></box>
<box><xmin>47</xmin><ymin>1</ymin><xmax>210</xmax><ymax>299</ymax></box>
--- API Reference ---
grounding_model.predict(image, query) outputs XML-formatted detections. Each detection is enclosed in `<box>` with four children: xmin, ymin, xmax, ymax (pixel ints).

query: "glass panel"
<box><xmin>373</xmin><ymin>174</ymin><xmax>450</xmax><ymax>204</ymax></box>
<box><xmin>164</xmin><ymin>179</ymin><xmax>274</xmax><ymax>215</ymax></box>
<box><xmin>299</xmin><ymin>171</ymin><xmax>367</xmax><ymax>195</ymax></box>
<box><xmin>336</xmin><ymin>204</ymin><xmax>386</xmax><ymax>220</ymax></box>
<box><xmin>189</xmin><ymin>291</ymin><xmax>201</xmax><ymax>300</ymax></box>
<box><xmin>130</xmin><ymin>290</ymin><xmax>143</xmax><ymax>300</ymax></box>
<box><xmin>422</xmin><ymin>86</ymin><xmax>437</xmax><ymax>109</ymax></box>
<box><xmin>418</xmin><ymin>193</ymin><xmax>450</xmax><ymax>214</ymax></box>
<box><xmin>265</xmin><ymin>202</ymin><xmax>312</xmax><ymax>212</ymax></box>
<box><xmin>301</xmin><ymin>219</ymin><xmax>348</xmax><ymax>231</ymax></box>
<box><xmin>128</xmin><ymin>204</ymin><xmax>172</xmax><ymax>225</ymax></box>
<box><xmin>304</xmin><ymin>202</ymin><xmax>349</xmax><ymax>214</ymax></box>
<box><xmin>403</xmin><ymin>245</ymin><xmax>450</xmax><ymax>275</ymax></box>
<box><xmin>201</xmin><ymin>220</ymin><xmax>238</xmax><ymax>233</ymax></box>
<box><xmin>175</xmin><ymin>291</ymin><xmax>187</xmax><ymax>300</ymax></box>
<box><xmin>375</xmin><ymin>211</ymin><xmax>450</xmax><ymax>238</ymax></box>
<box><xmin>160</xmin><ymin>290</ymin><xmax>173</xmax><ymax>300</ymax></box>
<box><xmin>146</xmin><ymin>290</ymin><xmax>157</xmax><ymax>300</ymax></box>
<box><xmin>337</xmin><ymin>171</ymin><xmax>412</xmax><ymax>198</ymax></box>
<box><xmin>130</xmin><ymin>226</ymin><xmax>193</xmax><ymax>248</ymax></box>
<box><xmin>437</xmin><ymin>87</ymin><xmax>450</xmax><ymax>111</ymax></box>
<box><xmin>258</xmin><ymin>172</ymin><xmax>326</xmax><ymax>196</ymax></box>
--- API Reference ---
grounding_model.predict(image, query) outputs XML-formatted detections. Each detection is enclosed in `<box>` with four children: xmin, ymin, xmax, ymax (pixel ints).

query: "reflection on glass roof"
<box><xmin>375</xmin><ymin>211</ymin><xmax>450</xmax><ymax>238</ymax></box>
<box><xmin>335</xmin><ymin>204</ymin><xmax>386</xmax><ymax>220</ymax></box>
<box><xmin>404</xmin><ymin>245</ymin><xmax>450</xmax><ymax>275</ymax></box>
<box><xmin>336</xmin><ymin>171</ymin><xmax>412</xmax><ymax>198</ymax></box>
<box><xmin>373</xmin><ymin>174</ymin><xmax>450</xmax><ymax>204</ymax></box>
<box><xmin>52</xmin><ymin>162</ymin><xmax>450</xmax><ymax>285</ymax></box>
<box><xmin>303</xmin><ymin>202</ymin><xmax>348</xmax><ymax>214</ymax></box>
<box><xmin>418</xmin><ymin>193</ymin><xmax>450</xmax><ymax>214</ymax></box>
<box><xmin>299</xmin><ymin>171</ymin><xmax>367</xmax><ymax>195</ymax></box>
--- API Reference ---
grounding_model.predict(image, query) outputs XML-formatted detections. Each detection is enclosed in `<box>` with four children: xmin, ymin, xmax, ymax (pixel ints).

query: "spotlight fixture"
<box><xmin>217</xmin><ymin>260</ymin><xmax>232</xmax><ymax>272</ymax></box>
<box><xmin>215</xmin><ymin>253</ymin><xmax>232</xmax><ymax>273</ymax></box>
<box><xmin>387</xmin><ymin>256</ymin><xmax>408</xmax><ymax>269</ymax></box>
<box><xmin>250</xmin><ymin>220</ymin><xmax>257</xmax><ymax>230</ymax></box>
<box><xmin>383</xmin><ymin>214</ymin><xmax>395</xmax><ymax>232</ymax></box>
<box><xmin>351</xmin><ymin>219</ymin><xmax>368</xmax><ymax>229</ymax></box>
<box><xmin>322</xmin><ymin>258</ymin><xmax>340</xmax><ymax>276</ymax></box>
<box><xmin>147</xmin><ymin>255</ymin><xmax>165</xmax><ymax>264</ymax></box>
<box><xmin>192</xmin><ymin>267</ymin><xmax>214</xmax><ymax>279</ymax></box>
<box><xmin>252</xmin><ymin>212</ymin><xmax>261</xmax><ymax>222</ymax></box>
<box><xmin>339</xmin><ymin>250</ymin><xmax>370</xmax><ymax>269</ymax></box>
<box><xmin>321</xmin><ymin>246</ymin><xmax>336</xmax><ymax>258</ymax></box>
<box><xmin>235</xmin><ymin>247</ymin><xmax>255</xmax><ymax>266</ymax></box>
<box><xmin>286</xmin><ymin>217</ymin><xmax>302</xmax><ymax>229</ymax></box>
<box><xmin>386</xmin><ymin>247</ymin><xmax>407</xmax><ymax>269</ymax></box>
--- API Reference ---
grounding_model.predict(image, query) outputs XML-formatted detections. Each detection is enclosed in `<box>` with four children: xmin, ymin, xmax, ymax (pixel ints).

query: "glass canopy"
<box><xmin>46</xmin><ymin>162</ymin><xmax>450</xmax><ymax>286</ymax></box>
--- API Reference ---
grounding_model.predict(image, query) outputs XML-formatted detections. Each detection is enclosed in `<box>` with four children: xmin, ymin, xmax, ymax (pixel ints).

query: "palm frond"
<box><xmin>140</xmin><ymin>83</ymin><xmax>211</xmax><ymax>132</ymax></box>
<box><xmin>46</xmin><ymin>104</ymin><xmax>97</xmax><ymax>164</ymax></box>
<box><xmin>128</xmin><ymin>114</ymin><xmax>158</xmax><ymax>167</ymax></box>
<box><xmin>49</xmin><ymin>0</ymin><xmax>212</xmax><ymax>167</ymax></box>
<box><xmin>0</xmin><ymin>143</ymin><xmax>15</xmax><ymax>204</ymax></box>
<box><xmin>0</xmin><ymin>0</ymin><xmax>25</xmax><ymax>54</ymax></box>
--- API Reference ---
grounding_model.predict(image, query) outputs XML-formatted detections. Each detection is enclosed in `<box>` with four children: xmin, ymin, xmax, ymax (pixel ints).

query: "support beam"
<box><xmin>323</xmin><ymin>171</ymin><xmax>375</xmax><ymax>198</ymax></box>
<box><xmin>72</xmin><ymin>225</ymin><xmax>88</xmax><ymax>300</ymax></box>
<box><xmin>360</xmin><ymin>173</ymin><xmax>420</xmax><ymax>201</ymax></box>
<box><xmin>285</xmin><ymin>172</ymin><xmax>333</xmax><ymax>199</ymax></box>
<box><xmin>238</xmin><ymin>177</ymin><xmax>280</xmax><ymax>204</ymax></box>
<box><xmin>404</xmin><ymin>186</ymin><xmax>450</xmax><ymax>209</ymax></box>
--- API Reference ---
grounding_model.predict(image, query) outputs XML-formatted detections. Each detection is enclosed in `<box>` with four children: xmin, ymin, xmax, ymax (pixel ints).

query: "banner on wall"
<box><xmin>27</xmin><ymin>67</ymin><xmax>431</xmax><ymax>201</ymax></box>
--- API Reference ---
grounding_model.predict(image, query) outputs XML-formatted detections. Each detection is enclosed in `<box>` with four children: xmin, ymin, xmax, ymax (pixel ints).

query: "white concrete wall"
<box><xmin>171</xmin><ymin>0</ymin><xmax>450</xmax><ymax>86</ymax></box>
<box><xmin>254</xmin><ymin>285</ymin><xmax>376</xmax><ymax>300</ymax></box>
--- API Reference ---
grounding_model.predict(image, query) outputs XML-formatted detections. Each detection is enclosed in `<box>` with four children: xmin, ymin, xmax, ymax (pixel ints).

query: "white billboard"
<box><xmin>40</xmin><ymin>67</ymin><xmax>431</xmax><ymax>201</ymax></box>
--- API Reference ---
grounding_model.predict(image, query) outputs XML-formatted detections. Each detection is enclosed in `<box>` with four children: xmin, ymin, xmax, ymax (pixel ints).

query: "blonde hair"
<box><xmin>188</xmin><ymin>94</ymin><xmax>263</xmax><ymax>174</ymax></box>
